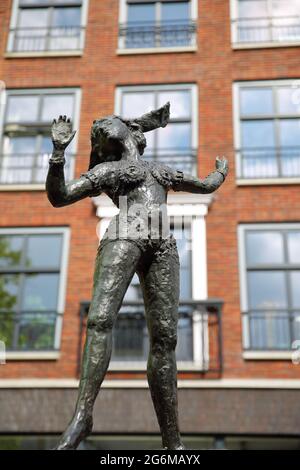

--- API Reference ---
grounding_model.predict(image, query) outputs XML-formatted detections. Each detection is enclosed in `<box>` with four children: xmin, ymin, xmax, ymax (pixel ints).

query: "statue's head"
<box><xmin>88</xmin><ymin>102</ymin><xmax>170</xmax><ymax>170</ymax></box>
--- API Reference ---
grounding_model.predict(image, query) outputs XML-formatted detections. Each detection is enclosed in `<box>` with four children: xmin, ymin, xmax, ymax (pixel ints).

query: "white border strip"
<box><xmin>1</xmin><ymin>378</ymin><xmax>300</xmax><ymax>389</ymax></box>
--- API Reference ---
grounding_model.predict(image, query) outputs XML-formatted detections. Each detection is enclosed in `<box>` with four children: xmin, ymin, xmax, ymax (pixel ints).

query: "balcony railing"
<box><xmin>0</xmin><ymin>311</ymin><xmax>58</xmax><ymax>351</ymax></box>
<box><xmin>119</xmin><ymin>20</ymin><xmax>197</xmax><ymax>49</ymax></box>
<box><xmin>79</xmin><ymin>300</ymin><xmax>223</xmax><ymax>375</ymax></box>
<box><xmin>237</xmin><ymin>147</ymin><xmax>300</xmax><ymax>179</ymax></box>
<box><xmin>243</xmin><ymin>309</ymin><xmax>300</xmax><ymax>351</ymax></box>
<box><xmin>8</xmin><ymin>26</ymin><xmax>84</xmax><ymax>52</ymax></box>
<box><xmin>144</xmin><ymin>148</ymin><xmax>197</xmax><ymax>175</ymax></box>
<box><xmin>233</xmin><ymin>16</ymin><xmax>300</xmax><ymax>44</ymax></box>
<box><xmin>0</xmin><ymin>153</ymin><xmax>75</xmax><ymax>185</ymax></box>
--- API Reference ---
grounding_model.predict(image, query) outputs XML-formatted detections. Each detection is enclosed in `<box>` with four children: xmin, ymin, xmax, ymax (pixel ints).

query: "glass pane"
<box><xmin>238</xmin><ymin>0</ymin><xmax>268</xmax><ymax>18</ymax></box>
<box><xmin>287</xmin><ymin>232</ymin><xmax>300</xmax><ymax>263</ymax></box>
<box><xmin>249</xmin><ymin>311</ymin><xmax>290</xmax><ymax>349</ymax></box>
<box><xmin>50</xmin><ymin>7</ymin><xmax>81</xmax><ymax>50</ymax></box>
<box><xmin>122</xmin><ymin>92</ymin><xmax>155</xmax><ymax>119</ymax></box>
<box><xmin>158</xmin><ymin>90</ymin><xmax>191</xmax><ymax>119</ymax></box>
<box><xmin>127</xmin><ymin>3</ymin><xmax>155</xmax><ymax>23</ymax></box>
<box><xmin>26</xmin><ymin>235</ymin><xmax>62</xmax><ymax>269</ymax></box>
<box><xmin>248</xmin><ymin>271</ymin><xmax>287</xmax><ymax>309</ymax></box>
<box><xmin>280</xmin><ymin>119</ymin><xmax>300</xmax><ymax>146</ymax></box>
<box><xmin>0</xmin><ymin>236</ymin><xmax>23</xmax><ymax>268</ymax></box>
<box><xmin>22</xmin><ymin>274</ymin><xmax>59</xmax><ymax>311</ymax></box>
<box><xmin>0</xmin><ymin>274</ymin><xmax>20</xmax><ymax>312</ymax></box>
<box><xmin>19</xmin><ymin>8</ymin><xmax>48</xmax><ymax>28</ymax></box>
<box><xmin>241</xmin><ymin>120</ymin><xmax>275</xmax><ymax>147</ymax></box>
<box><xmin>278</xmin><ymin>87</ymin><xmax>300</xmax><ymax>114</ymax></box>
<box><xmin>3</xmin><ymin>136</ymin><xmax>36</xmax><ymax>155</ymax></box>
<box><xmin>161</xmin><ymin>2</ymin><xmax>189</xmax><ymax>22</ymax></box>
<box><xmin>52</xmin><ymin>7</ymin><xmax>81</xmax><ymax>26</ymax></box>
<box><xmin>0</xmin><ymin>312</ymin><xmax>15</xmax><ymax>349</ymax></box>
<box><xmin>246</xmin><ymin>231</ymin><xmax>284</xmax><ymax>264</ymax></box>
<box><xmin>240</xmin><ymin>88</ymin><xmax>273</xmax><ymax>115</ymax></box>
<box><xmin>17</xmin><ymin>313</ymin><xmax>56</xmax><ymax>350</ymax></box>
<box><xmin>157</xmin><ymin>123</ymin><xmax>190</xmax><ymax>149</ymax></box>
<box><xmin>41</xmin><ymin>94</ymin><xmax>74</xmax><ymax>122</ymax></box>
<box><xmin>1</xmin><ymin>136</ymin><xmax>37</xmax><ymax>184</ymax></box>
<box><xmin>17</xmin><ymin>8</ymin><xmax>48</xmax><ymax>51</ymax></box>
<box><xmin>6</xmin><ymin>95</ymin><xmax>39</xmax><ymax>122</ymax></box>
<box><xmin>272</xmin><ymin>0</ymin><xmax>300</xmax><ymax>16</ymax></box>
<box><xmin>291</xmin><ymin>271</ymin><xmax>300</xmax><ymax>308</ymax></box>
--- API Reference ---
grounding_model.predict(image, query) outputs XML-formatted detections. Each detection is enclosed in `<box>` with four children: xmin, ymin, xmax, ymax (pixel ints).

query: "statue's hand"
<box><xmin>215</xmin><ymin>156</ymin><xmax>228</xmax><ymax>179</ymax></box>
<box><xmin>51</xmin><ymin>115</ymin><xmax>76</xmax><ymax>151</ymax></box>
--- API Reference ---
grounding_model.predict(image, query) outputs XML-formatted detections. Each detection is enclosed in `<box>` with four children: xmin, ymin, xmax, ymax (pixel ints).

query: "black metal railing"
<box><xmin>233</xmin><ymin>16</ymin><xmax>300</xmax><ymax>44</ymax></box>
<box><xmin>144</xmin><ymin>148</ymin><xmax>197</xmax><ymax>174</ymax></box>
<box><xmin>0</xmin><ymin>311</ymin><xmax>59</xmax><ymax>352</ymax></box>
<box><xmin>237</xmin><ymin>147</ymin><xmax>300</xmax><ymax>179</ymax></box>
<box><xmin>243</xmin><ymin>310</ymin><xmax>300</xmax><ymax>351</ymax></box>
<box><xmin>119</xmin><ymin>20</ymin><xmax>197</xmax><ymax>49</ymax></box>
<box><xmin>0</xmin><ymin>153</ymin><xmax>75</xmax><ymax>184</ymax></box>
<box><xmin>79</xmin><ymin>300</ymin><xmax>223</xmax><ymax>374</ymax></box>
<box><xmin>9</xmin><ymin>26</ymin><xmax>84</xmax><ymax>52</ymax></box>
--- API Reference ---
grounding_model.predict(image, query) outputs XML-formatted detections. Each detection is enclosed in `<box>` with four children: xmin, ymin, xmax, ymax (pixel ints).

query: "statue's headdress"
<box><xmin>88</xmin><ymin>102</ymin><xmax>170</xmax><ymax>170</ymax></box>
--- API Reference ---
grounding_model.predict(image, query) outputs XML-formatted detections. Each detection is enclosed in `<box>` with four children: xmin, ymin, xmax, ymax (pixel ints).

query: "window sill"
<box><xmin>243</xmin><ymin>351</ymin><xmax>293</xmax><ymax>361</ymax></box>
<box><xmin>236</xmin><ymin>177</ymin><xmax>300</xmax><ymax>186</ymax></box>
<box><xmin>108</xmin><ymin>361</ymin><xmax>207</xmax><ymax>372</ymax></box>
<box><xmin>0</xmin><ymin>184</ymin><xmax>45</xmax><ymax>191</ymax></box>
<box><xmin>116</xmin><ymin>45</ymin><xmax>197</xmax><ymax>55</ymax></box>
<box><xmin>5</xmin><ymin>351</ymin><xmax>60</xmax><ymax>361</ymax></box>
<box><xmin>5</xmin><ymin>50</ymin><xmax>83</xmax><ymax>59</ymax></box>
<box><xmin>232</xmin><ymin>41</ymin><xmax>300</xmax><ymax>50</ymax></box>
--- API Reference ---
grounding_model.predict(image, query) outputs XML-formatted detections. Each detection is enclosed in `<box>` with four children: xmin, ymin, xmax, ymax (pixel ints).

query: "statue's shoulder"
<box><xmin>81</xmin><ymin>162</ymin><xmax>119</xmax><ymax>196</ymax></box>
<box><xmin>147</xmin><ymin>161</ymin><xmax>179</xmax><ymax>189</ymax></box>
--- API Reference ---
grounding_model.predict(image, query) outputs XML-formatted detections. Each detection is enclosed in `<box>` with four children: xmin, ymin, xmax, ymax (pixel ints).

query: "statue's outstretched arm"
<box><xmin>174</xmin><ymin>157</ymin><xmax>228</xmax><ymax>194</ymax></box>
<box><xmin>46</xmin><ymin>116</ymin><xmax>95</xmax><ymax>207</ymax></box>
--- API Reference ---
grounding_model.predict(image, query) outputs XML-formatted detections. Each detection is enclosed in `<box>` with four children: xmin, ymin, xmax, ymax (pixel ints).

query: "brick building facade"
<box><xmin>0</xmin><ymin>0</ymin><xmax>300</xmax><ymax>450</ymax></box>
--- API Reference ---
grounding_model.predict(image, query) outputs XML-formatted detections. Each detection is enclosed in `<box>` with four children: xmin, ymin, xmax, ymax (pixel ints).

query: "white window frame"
<box><xmin>92</xmin><ymin>191</ymin><xmax>214</xmax><ymax>371</ymax></box>
<box><xmin>0</xmin><ymin>226</ymin><xmax>70</xmax><ymax>361</ymax></box>
<box><xmin>118</xmin><ymin>0</ymin><xmax>198</xmax><ymax>54</ymax></box>
<box><xmin>230</xmin><ymin>0</ymin><xmax>300</xmax><ymax>49</ymax></box>
<box><xmin>115</xmin><ymin>83</ymin><xmax>198</xmax><ymax>174</ymax></box>
<box><xmin>6</xmin><ymin>0</ymin><xmax>89</xmax><ymax>57</ymax></box>
<box><xmin>233</xmin><ymin>79</ymin><xmax>300</xmax><ymax>186</ymax></box>
<box><xmin>238</xmin><ymin>223</ymin><xmax>300</xmax><ymax>360</ymax></box>
<box><xmin>0</xmin><ymin>87</ymin><xmax>81</xmax><ymax>190</ymax></box>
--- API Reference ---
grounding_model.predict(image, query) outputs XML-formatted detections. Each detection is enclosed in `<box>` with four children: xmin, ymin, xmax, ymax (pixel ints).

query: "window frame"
<box><xmin>233</xmin><ymin>79</ymin><xmax>300</xmax><ymax>185</ymax></box>
<box><xmin>118</xmin><ymin>0</ymin><xmax>198</xmax><ymax>53</ymax></box>
<box><xmin>0</xmin><ymin>226</ymin><xmax>70</xmax><ymax>359</ymax></box>
<box><xmin>230</xmin><ymin>0</ymin><xmax>300</xmax><ymax>49</ymax></box>
<box><xmin>0</xmin><ymin>87</ymin><xmax>81</xmax><ymax>190</ymax></box>
<box><xmin>7</xmin><ymin>0</ymin><xmax>89</xmax><ymax>56</ymax></box>
<box><xmin>115</xmin><ymin>83</ymin><xmax>198</xmax><ymax>175</ymax></box>
<box><xmin>238</xmin><ymin>223</ymin><xmax>300</xmax><ymax>355</ymax></box>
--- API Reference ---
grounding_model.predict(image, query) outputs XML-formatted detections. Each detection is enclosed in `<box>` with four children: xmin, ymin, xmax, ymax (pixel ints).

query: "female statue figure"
<box><xmin>46</xmin><ymin>103</ymin><xmax>228</xmax><ymax>450</ymax></box>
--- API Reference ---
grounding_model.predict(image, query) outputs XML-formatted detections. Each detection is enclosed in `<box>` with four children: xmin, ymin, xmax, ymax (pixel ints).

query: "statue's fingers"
<box><xmin>52</xmin><ymin>118</ymin><xmax>56</xmax><ymax>124</ymax></box>
<box><xmin>67</xmin><ymin>117</ymin><xmax>71</xmax><ymax>123</ymax></box>
<box><xmin>63</xmin><ymin>115</ymin><xmax>67</xmax><ymax>121</ymax></box>
<box><xmin>58</xmin><ymin>115</ymin><xmax>63</xmax><ymax>121</ymax></box>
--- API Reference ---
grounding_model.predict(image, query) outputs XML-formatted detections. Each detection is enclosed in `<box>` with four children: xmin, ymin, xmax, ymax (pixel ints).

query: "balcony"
<box><xmin>232</xmin><ymin>16</ymin><xmax>300</xmax><ymax>46</ymax></box>
<box><xmin>237</xmin><ymin>147</ymin><xmax>300</xmax><ymax>180</ymax></box>
<box><xmin>7</xmin><ymin>26</ymin><xmax>84</xmax><ymax>53</ymax></box>
<box><xmin>79</xmin><ymin>300</ymin><xmax>223</xmax><ymax>375</ymax></box>
<box><xmin>118</xmin><ymin>20</ymin><xmax>197</xmax><ymax>50</ymax></box>
<box><xmin>143</xmin><ymin>148</ymin><xmax>197</xmax><ymax>175</ymax></box>
<box><xmin>0</xmin><ymin>153</ymin><xmax>75</xmax><ymax>185</ymax></box>
<box><xmin>243</xmin><ymin>309</ymin><xmax>300</xmax><ymax>351</ymax></box>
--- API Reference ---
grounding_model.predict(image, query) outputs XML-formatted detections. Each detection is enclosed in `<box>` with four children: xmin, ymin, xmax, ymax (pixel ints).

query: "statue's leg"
<box><xmin>55</xmin><ymin>240</ymin><xmax>142</xmax><ymax>450</ymax></box>
<box><xmin>138</xmin><ymin>239</ymin><xmax>185</xmax><ymax>450</ymax></box>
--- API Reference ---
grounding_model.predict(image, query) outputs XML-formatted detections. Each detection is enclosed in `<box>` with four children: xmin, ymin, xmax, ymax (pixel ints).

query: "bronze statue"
<box><xmin>46</xmin><ymin>103</ymin><xmax>228</xmax><ymax>450</ymax></box>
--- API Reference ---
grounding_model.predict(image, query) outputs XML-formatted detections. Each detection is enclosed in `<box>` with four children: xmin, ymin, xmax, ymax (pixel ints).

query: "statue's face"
<box><xmin>97</xmin><ymin>116</ymin><xmax>130</xmax><ymax>146</ymax></box>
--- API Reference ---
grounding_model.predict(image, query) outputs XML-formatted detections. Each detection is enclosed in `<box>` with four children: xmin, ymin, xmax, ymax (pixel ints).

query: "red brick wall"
<box><xmin>0</xmin><ymin>0</ymin><xmax>300</xmax><ymax>379</ymax></box>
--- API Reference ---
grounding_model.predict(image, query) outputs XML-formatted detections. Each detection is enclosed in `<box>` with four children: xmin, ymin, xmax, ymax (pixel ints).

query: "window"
<box><xmin>239</xmin><ymin>224</ymin><xmax>300</xmax><ymax>351</ymax></box>
<box><xmin>116</xmin><ymin>84</ymin><xmax>197</xmax><ymax>174</ymax></box>
<box><xmin>234</xmin><ymin>81</ymin><xmax>300</xmax><ymax>180</ymax></box>
<box><xmin>231</xmin><ymin>0</ymin><xmax>300</xmax><ymax>46</ymax></box>
<box><xmin>8</xmin><ymin>0</ymin><xmax>88</xmax><ymax>53</ymax></box>
<box><xmin>118</xmin><ymin>0</ymin><xmax>197</xmax><ymax>50</ymax></box>
<box><xmin>0</xmin><ymin>88</ymin><xmax>80</xmax><ymax>185</ymax></box>
<box><xmin>0</xmin><ymin>228</ymin><xmax>69</xmax><ymax>352</ymax></box>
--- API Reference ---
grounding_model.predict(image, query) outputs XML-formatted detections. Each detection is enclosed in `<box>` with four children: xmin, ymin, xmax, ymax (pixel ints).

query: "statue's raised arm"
<box><xmin>173</xmin><ymin>156</ymin><xmax>228</xmax><ymax>194</ymax></box>
<box><xmin>46</xmin><ymin>116</ymin><xmax>96</xmax><ymax>207</ymax></box>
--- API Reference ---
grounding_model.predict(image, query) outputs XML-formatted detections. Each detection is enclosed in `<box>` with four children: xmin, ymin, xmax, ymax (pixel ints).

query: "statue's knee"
<box><xmin>87</xmin><ymin>313</ymin><xmax>113</xmax><ymax>333</ymax></box>
<box><xmin>151</xmin><ymin>329</ymin><xmax>177</xmax><ymax>354</ymax></box>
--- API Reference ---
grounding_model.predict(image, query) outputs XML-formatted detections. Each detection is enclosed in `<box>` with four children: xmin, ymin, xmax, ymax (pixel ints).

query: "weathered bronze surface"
<box><xmin>46</xmin><ymin>104</ymin><xmax>228</xmax><ymax>450</ymax></box>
